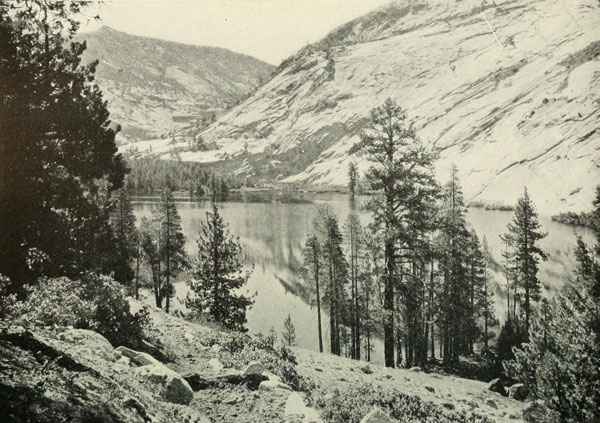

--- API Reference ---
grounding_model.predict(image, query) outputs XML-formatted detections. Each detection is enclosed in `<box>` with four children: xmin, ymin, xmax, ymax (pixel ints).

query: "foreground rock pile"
<box><xmin>0</xmin><ymin>299</ymin><xmax>529</xmax><ymax>422</ymax></box>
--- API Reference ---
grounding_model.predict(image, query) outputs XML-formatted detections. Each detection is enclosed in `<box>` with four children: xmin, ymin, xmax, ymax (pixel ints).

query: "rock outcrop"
<box><xmin>136</xmin><ymin>363</ymin><xmax>194</xmax><ymax>405</ymax></box>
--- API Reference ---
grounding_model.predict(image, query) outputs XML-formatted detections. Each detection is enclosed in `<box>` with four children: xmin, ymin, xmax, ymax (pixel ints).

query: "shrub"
<box><xmin>14</xmin><ymin>273</ymin><xmax>149</xmax><ymax>348</ymax></box>
<box><xmin>312</xmin><ymin>383</ymin><xmax>494</xmax><ymax>423</ymax></box>
<box><xmin>0</xmin><ymin>275</ymin><xmax>20</xmax><ymax>319</ymax></box>
<box><xmin>199</xmin><ymin>328</ymin><xmax>308</xmax><ymax>390</ymax></box>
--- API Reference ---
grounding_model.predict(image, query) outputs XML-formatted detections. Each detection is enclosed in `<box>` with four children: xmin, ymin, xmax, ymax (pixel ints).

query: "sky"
<box><xmin>80</xmin><ymin>0</ymin><xmax>392</xmax><ymax>65</ymax></box>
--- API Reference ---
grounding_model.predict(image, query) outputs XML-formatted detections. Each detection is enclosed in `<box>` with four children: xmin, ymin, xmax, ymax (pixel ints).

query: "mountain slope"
<box><xmin>77</xmin><ymin>26</ymin><xmax>274</xmax><ymax>140</ymax></box>
<box><xmin>151</xmin><ymin>0</ymin><xmax>599</xmax><ymax>213</ymax></box>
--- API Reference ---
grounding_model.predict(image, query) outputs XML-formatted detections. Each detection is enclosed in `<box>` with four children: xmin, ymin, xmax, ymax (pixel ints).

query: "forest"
<box><xmin>0</xmin><ymin>2</ymin><xmax>599</xmax><ymax>423</ymax></box>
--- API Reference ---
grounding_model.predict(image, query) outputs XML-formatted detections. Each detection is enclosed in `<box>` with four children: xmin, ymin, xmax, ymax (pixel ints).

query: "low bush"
<box><xmin>312</xmin><ymin>383</ymin><xmax>494</xmax><ymax>423</ymax></box>
<box><xmin>199</xmin><ymin>328</ymin><xmax>308</xmax><ymax>390</ymax></box>
<box><xmin>13</xmin><ymin>273</ymin><xmax>149</xmax><ymax>348</ymax></box>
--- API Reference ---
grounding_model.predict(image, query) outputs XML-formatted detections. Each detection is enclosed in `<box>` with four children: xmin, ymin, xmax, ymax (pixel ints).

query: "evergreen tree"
<box><xmin>187</xmin><ymin>202</ymin><xmax>254</xmax><ymax>331</ymax></box>
<box><xmin>139</xmin><ymin>189</ymin><xmax>187</xmax><ymax>311</ymax></box>
<box><xmin>301</xmin><ymin>235</ymin><xmax>324</xmax><ymax>353</ymax></box>
<box><xmin>314</xmin><ymin>208</ymin><xmax>348</xmax><ymax>356</ymax></box>
<box><xmin>437</xmin><ymin>165</ymin><xmax>470</xmax><ymax>364</ymax></box>
<box><xmin>505</xmin><ymin>243</ymin><xmax>600</xmax><ymax>422</ymax></box>
<box><xmin>156</xmin><ymin>188</ymin><xmax>188</xmax><ymax>313</ymax></box>
<box><xmin>480</xmin><ymin>237</ymin><xmax>497</xmax><ymax>349</ymax></box>
<box><xmin>110</xmin><ymin>188</ymin><xmax>138</xmax><ymax>285</ymax></box>
<box><xmin>344</xmin><ymin>213</ymin><xmax>363</xmax><ymax>359</ymax></box>
<box><xmin>282</xmin><ymin>313</ymin><xmax>297</xmax><ymax>346</ymax></box>
<box><xmin>351</xmin><ymin>98</ymin><xmax>438</xmax><ymax>367</ymax></box>
<box><xmin>502</xmin><ymin>188</ymin><xmax>547</xmax><ymax>333</ymax></box>
<box><xmin>0</xmin><ymin>1</ymin><xmax>127</xmax><ymax>290</ymax></box>
<box><xmin>348</xmin><ymin>162</ymin><xmax>359</xmax><ymax>196</ymax></box>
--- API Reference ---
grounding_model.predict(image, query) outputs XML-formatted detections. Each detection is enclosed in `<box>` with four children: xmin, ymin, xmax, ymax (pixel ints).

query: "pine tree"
<box><xmin>437</xmin><ymin>165</ymin><xmax>470</xmax><ymax>364</ymax></box>
<box><xmin>502</xmin><ymin>188</ymin><xmax>547</xmax><ymax>333</ymax></box>
<box><xmin>301</xmin><ymin>235</ymin><xmax>324</xmax><ymax>353</ymax></box>
<box><xmin>351</xmin><ymin>98</ymin><xmax>438</xmax><ymax>367</ymax></box>
<box><xmin>156</xmin><ymin>188</ymin><xmax>188</xmax><ymax>313</ymax></box>
<box><xmin>187</xmin><ymin>202</ymin><xmax>254</xmax><ymax>331</ymax></box>
<box><xmin>139</xmin><ymin>189</ymin><xmax>187</xmax><ymax>311</ymax></box>
<box><xmin>348</xmin><ymin>162</ymin><xmax>359</xmax><ymax>196</ymax></box>
<box><xmin>314</xmin><ymin>208</ymin><xmax>348</xmax><ymax>356</ymax></box>
<box><xmin>282</xmin><ymin>313</ymin><xmax>297</xmax><ymax>346</ymax></box>
<box><xmin>0</xmin><ymin>1</ymin><xmax>127</xmax><ymax>291</ymax></box>
<box><xmin>480</xmin><ymin>237</ymin><xmax>496</xmax><ymax>349</ymax></box>
<box><xmin>505</xmin><ymin>234</ymin><xmax>600</xmax><ymax>422</ymax></box>
<box><xmin>344</xmin><ymin>213</ymin><xmax>363</xmax><ymax>359</ymax></box>
<box><xmin>110</xmin><ymin>188</ymin><xmax>138</xmax><ymax>285</ymax></box>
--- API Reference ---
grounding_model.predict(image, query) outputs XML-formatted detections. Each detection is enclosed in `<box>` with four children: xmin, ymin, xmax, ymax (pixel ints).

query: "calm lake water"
<box><xmin>133</xmin><ymin>192</ymin><xmax>594</xmax><ymax>361</ymax></box>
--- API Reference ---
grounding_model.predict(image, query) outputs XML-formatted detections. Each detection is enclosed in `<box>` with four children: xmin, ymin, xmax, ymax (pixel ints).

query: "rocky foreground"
<box><xmin>0</xmin><ymin>299</ymin><xmax>528</xmax><ymax>422</ymax></box>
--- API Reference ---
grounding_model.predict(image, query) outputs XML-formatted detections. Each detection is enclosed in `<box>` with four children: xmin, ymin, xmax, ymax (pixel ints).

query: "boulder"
<box><xmin>183</xmin><ymin>332</ymin><xmax>195</xmax><ymax>342</ymax></box>
<box><xmin>425</xmin><ymin>385</ymin><xmax>435</xmax><ymax>393</ymax></box>
<box><xmin>259</xmin><ymin>379</ymin><xmax>291</xmax><ymax>391</ymax></box>
<box><xmin>132</xmin><ymin>352</ymin><xmax>160</xmax><ymax>366</ymax></box>
<box><xmin>408</xmin><ymin>367</ymin><xmax>422</xmax><ymax>373</ymax></box>
<box><xmin>488</xmin><ymin>378</ymin><xmax>507</xmax><ymax>396</ymax></box>
<box><xmin>58</xmin><ymin>329</ymin><xmax>115</xmax><ymax>361</ymax></box>
<box><xmin>242</xmin><ymin>361</ymin><xmax>265</xmax><ymax>375</ymax></box>
<box><xmin>136</xmin><ymin>363</ymin><xmax>194</xmax><ymax>405</ymax></box>
<box><xmin>114</xmin><ymin>345</ymin><xmax>160</xmax><ymax>366</ymax></box>
<box><xmin>484</xmin><ymin>398</ymin><xmax>498</xmax><ymax>409</ymax></box>
<box><xmin>360</xmin><ymin>408</ymin><xmax>393</xmax><ymax>423</ymax></box>
<box><xmin>285</xmin><ymin>392</ymin><xmax>323</xmax><ymax>422</ymax></box>
<box><xmin>116</xmin><ymin>356</ymin><xmax>131</xmax><ymax>366</ymax></box>
<box><xmin>208</xmin><ymin>358</ymin><xmax>224</xmax><ymax>371</ymax></box>
<box><xmin>507</xmin><ymin>383</ymin><xmax>528</xmax><ymax>401</ymax></box>
<box><xmin>115</xmin><ymin>345</ymin><xmax>137</xmax><ymax>358</ymax></box>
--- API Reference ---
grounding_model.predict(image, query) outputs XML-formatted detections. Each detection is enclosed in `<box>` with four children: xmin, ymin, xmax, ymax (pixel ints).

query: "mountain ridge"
<box><xmin>123</xmin><ymin>0</ymin><xmax>600</xmax><ymax>213</ymax></box>
<box><xmin>76</xmin><ymin>26</ymin><xmax>274</xmax><ymax>141</ymax></box>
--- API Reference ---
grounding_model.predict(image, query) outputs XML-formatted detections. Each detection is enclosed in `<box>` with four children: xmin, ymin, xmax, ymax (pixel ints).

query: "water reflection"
<box><xmin>133</xmin><ymin>193</ymin><xmax>594</xmax><ymax>361</ymax></box>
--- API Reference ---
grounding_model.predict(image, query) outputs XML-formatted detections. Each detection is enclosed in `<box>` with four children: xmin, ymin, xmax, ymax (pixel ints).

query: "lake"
<box><xmin>133</xmin><ymin>192</ymin><xmax>595</xmax><ymax>361</ymax></box>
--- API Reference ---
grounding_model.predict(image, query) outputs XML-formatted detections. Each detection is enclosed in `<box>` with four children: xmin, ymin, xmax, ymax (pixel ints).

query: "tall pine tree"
<box><xmin>187</xmin><ymin>202</ymin><xmax>254</xmax><ymax>331</ymax></box>
<box><xmin>351</xmin><ymin>98</ymin><xmax>438</xmax><ymax>367</ymax></box>
<box><xmin>502</xmin><ymin>188</ymin><xmax>547</xmax><ymax>333</ymax></box>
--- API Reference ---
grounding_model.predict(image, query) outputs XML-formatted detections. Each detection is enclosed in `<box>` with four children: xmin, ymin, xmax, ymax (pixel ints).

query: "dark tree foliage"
<box><xmin>0</xmin><ymin>1</ymin><xmax>127</xmax><ymax>291</ymax></box>
<box><xmin>351</xmin><ymin>98</ymin><xmax>438</xmax><ymax>367</ymax></box>
<box><xmin>301</xmin><ymin>235</ymin><xmax>324</xmax><ymax>353</ymax></box>
<box><xmin>347</xmin><ymin>162</ymin><xmax>359</xmax><ymax>195</ymax></box>
<box><xmin>506</xmin><ymin>188</ymin><xmax>600</xmax><ymax>423</ymax></box>
<box><xmin>314</xmin><ymin>208</ymin><xmax>349</xmax><ymax>356</ymax></box>
<box><xmin>501</xmin><ymin>188</ymin><xmax>547</xmax><ymax>333</ymax></box>
<box><xmin>282</xmin><ymin>313</ymin><xmax>297</xmax><ymax>346</ymax></box>
<box><xmin>109</xmin><ymin>188</ymin><xmax>138</xmax><ymax>285</ymax></box>
<box><xmin>187</xmin><ymin>202</ymin><xmax>254</xmax><ymax>331</ymax></box>
<box><xmin>156</xmin><ymin>188</ymin><xmax>188</xmax><ymax>313</ymax></box>
<box><xmin>139</xmin><ymin>188</ymin><xmax>187</xmax><ymax>311</ymax></box>
<box><xmin>124</xmin><ymin>156</ymin><xmax>235</xmax><ymax>199</ymax></box>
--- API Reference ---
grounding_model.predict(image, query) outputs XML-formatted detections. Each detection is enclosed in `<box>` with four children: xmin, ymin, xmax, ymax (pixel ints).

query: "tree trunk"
<box><xmin>314</xmin><ymin>250</ymin><xmax>323</xmax><ymax>353</ymax></box>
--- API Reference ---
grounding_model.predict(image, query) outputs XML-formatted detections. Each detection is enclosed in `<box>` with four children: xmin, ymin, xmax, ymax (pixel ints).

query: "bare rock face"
<box><xmin>136</xmin><ymin>363</ymin><xmax>194</xmax><ymax>405</ymax></box>
<box><xmin>150</xmin><ymin>0</ymin><xmax>600</xmax><ymax>213</ymax></box>
<box><xmin>360</xmin><ymin>407</ymin><xmax>393</xmax><ymax>423</ymax></box>
<box><xmin>75</xmin><ymin>26</ymin><xmax>274</xmax><ymax>141</ymax></box>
